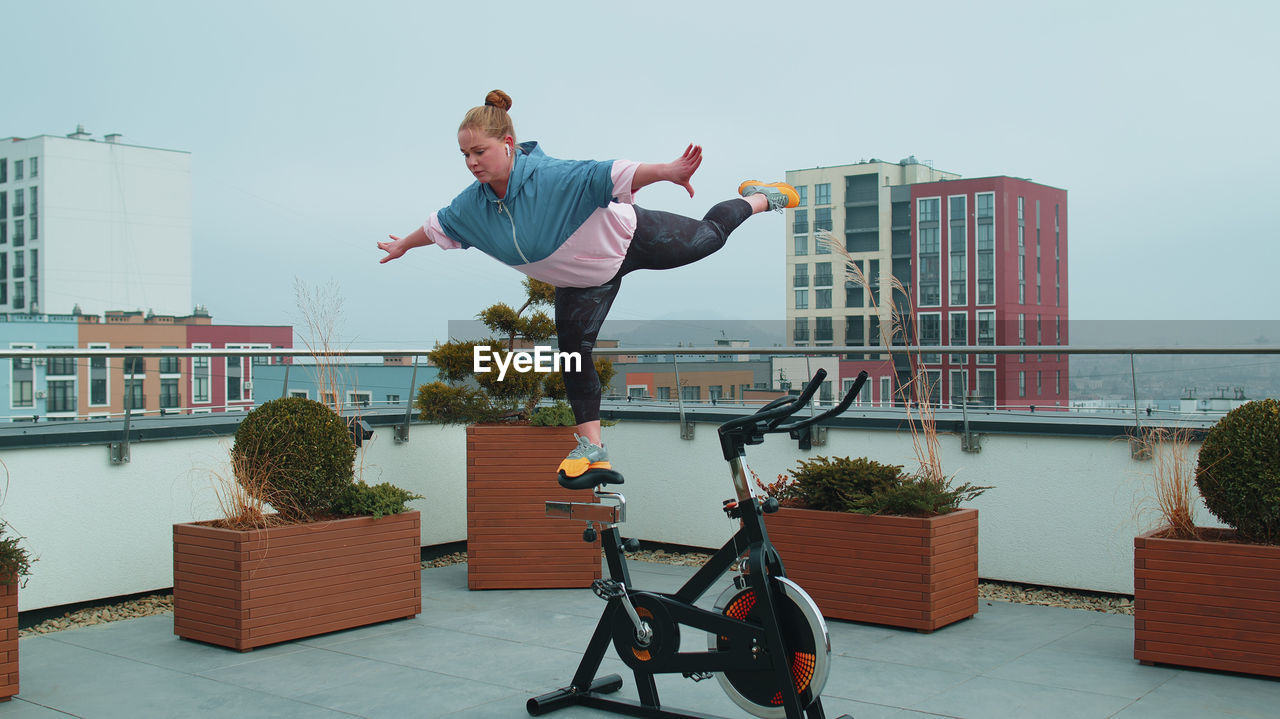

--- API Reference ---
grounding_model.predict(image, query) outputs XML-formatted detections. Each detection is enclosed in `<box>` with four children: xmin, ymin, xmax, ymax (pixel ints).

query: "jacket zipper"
<box><xmin>496</xmin><ymin>200</ymin><xmax>530</xmax><ymax>264</ymax></box>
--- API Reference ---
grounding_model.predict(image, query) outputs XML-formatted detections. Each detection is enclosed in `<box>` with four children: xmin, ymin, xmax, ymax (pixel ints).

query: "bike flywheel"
<box><xmin>708</xmin><ymin>577</ymin><xmax>831</xmax><ymax>719</ymax></box>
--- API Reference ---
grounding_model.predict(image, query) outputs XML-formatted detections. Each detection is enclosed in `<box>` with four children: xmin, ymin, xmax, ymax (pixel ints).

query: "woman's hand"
<box><xmin>378</xmin><ymin>234</ymin><xmax>410</xmax><ymax>264</ymax></box>
<box><xmin>668</xmin><ymin>144</ymin><xmax>702</xmax><ymax>197</ymax></box>
<box><xmin>378</xmin><ymin>226</ymin><xmax>433</xmax><ymax>263</ymax></box>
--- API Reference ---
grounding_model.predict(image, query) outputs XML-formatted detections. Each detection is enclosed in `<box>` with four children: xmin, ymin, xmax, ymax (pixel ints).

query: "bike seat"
<box><xmin>558</xmin><ymin>468</ymin><xmax>625</xmax><ymax>490</ymax></box>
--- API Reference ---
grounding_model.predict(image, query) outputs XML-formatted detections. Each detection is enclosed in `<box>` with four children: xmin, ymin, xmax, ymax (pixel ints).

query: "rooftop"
<box><xmin>12</xmin><ymin>562</ymin><xmax>1275</xmax><ymax>718</ymax></box>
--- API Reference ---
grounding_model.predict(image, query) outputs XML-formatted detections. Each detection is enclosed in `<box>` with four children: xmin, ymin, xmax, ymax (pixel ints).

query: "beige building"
<box><xmin>784</xmin><ymin>158</ymin><xmax>959</xmax><ymax>350</ymax></box>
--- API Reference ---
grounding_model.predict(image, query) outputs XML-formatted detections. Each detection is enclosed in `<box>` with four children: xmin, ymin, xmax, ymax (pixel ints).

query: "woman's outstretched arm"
<box><xmin>630</xmin><ymin>144</ymin><xmax>702</xmax><ymax>197</ymax></box>
<box><xmin>378</xmin><ymin>226</ymin><xmax>433</xmax><ymax>264</ymax></box>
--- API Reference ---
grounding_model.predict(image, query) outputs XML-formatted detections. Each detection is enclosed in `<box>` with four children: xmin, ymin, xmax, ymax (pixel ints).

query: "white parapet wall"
<box><xmin>3</xmin><ymin>417</ymin><xmax>1207</xmax><ymax>611</ymax></box>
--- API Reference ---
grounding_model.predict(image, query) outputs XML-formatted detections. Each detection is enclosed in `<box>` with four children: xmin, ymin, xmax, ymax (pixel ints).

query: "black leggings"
<box><xmin>556</xmin><ymin>198</ymin><xmax>753</xmax><ymax>424</ymax></box>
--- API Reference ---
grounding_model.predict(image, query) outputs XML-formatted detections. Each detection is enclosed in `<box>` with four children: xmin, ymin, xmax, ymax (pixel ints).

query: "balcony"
<box><xmin>2</xmin><ymin>345</ymin><xmax>1278</xmax><ymax>716</ymax></box>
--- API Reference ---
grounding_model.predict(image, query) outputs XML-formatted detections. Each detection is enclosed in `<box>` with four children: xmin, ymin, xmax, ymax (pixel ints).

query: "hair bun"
<box><xmin>484</xmin><ymin>89</ymin><xmax>512</xmax><ymax>111</ymax></box>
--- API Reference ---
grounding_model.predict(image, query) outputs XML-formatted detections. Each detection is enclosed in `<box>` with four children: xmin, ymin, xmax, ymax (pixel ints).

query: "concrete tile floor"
<box><xmin>8</xmin><ymin>562</ymin><xmax>1279</xmax><ymax>718</ymax></box>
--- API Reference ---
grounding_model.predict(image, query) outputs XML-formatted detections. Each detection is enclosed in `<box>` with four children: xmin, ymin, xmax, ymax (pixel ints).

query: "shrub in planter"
<box><xmin>1134</xmin><ymin>401</ymin><xmax>1280</xmax><ymax>676</ymax></box>
<box><xmin>1194</xmin><ymin>398</ymin><xmax>1280</xmax><ymax>544</ymax></box>
<box><xmin>766</xmin><ymin>456</ymin><xmax>989</xmax><ymax>516</ymax></box>
<box><xmin>417</xmin><ymin>278</ymin><xmax>614</xmax><ymax>425</ymax></box>
<box><xmin>759</xmin><ymin>457</ymin><xmax>989</xmax><ymax>631</ymax></box>
<box><xmin>175</xmin><ymin>397</ymin><xmax>422</xmax><ymax>651</ymax></box>
<box><xmin>0</xmin><ymin>520</ymin><xmax>33</xmax><ymax>700</ymax></box>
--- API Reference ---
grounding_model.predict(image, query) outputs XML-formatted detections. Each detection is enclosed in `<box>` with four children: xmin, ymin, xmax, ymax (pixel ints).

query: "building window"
<box><xmin>795</xmin><ymin>185</ymin><xmax>808</xmax><ymax>207</ymax></box>
<box><xmin>159</xmin><ymin>351</ymin><xmax>181</xmax><ymax>375</ymax></box>
<box><xmin>14</xmin><ymin>220</ymin><xmax>23</xmax><ymax>247</ymax></box>
<box><xmin>386</xmin><ymin>394</ymin><xmax>401</xmax><ymax>405</ymax></box>
<box><xmin>794</xmin><ymin>289</ymin><xmax>808</xmax><ymax>309</ymax></box>
<box><xmin>917</xmin><ymin>198</ymin><xmax>941</xmax><ymax>306</ymax></box>
<box><xmin>29</xmin><ymin>186</ymin><xmax>37</xmax><ymax>216</ymax></box>
<box><xmin>814</xmin><ymin>207</ymin><xmax>832</xmax><ymax>232</ymax></box>
<box><xmin>845</xmin><ymin>280</ymin><xmax>863</xmax><ymax>308</ymax></box>
<box><xmin>977</xmin><ymin>369</ymin><xmax>996</xmax><ymax>408</ymax></box>
<box><xmin>13</xmin><ymin>251</ymin><xmax>23</xmax><ymax>278</ymax></box>
<box><xmin>12</xmin><ymin>281</ymin><xmax>23</xmax><ymax>310</ymax></box>
<box><xmin>159</xmin><ymin>378</ymin><xmax>181</xmax><ymax>409</ymax></box>
<box><xmin>89</xmin><ymin>343</ymin><xmax>109</xmax><ymax>406</ymax></box>
<box><xmin>48</xmin><ymin>351</ymin><xmax>76</xmax><ymax>377</ymax></box>
<box><xmin>845</xmin><ymin>316</ymin><xmax>864</xmax><ymax>346</ymax></box>
<box><xmin>950</xmin><ymin>369</ymin><xmax>970</xmax><ymax>407</ymax></box>
<box><xmin>794</xmin><ymin>263</ymin><xmax>808</xmax><ymax>288</ymax></box>
<box><xmin>48</xmin><ymin>379</ymin><xmax>76</xmax><ymax>413</ymax></box>
<box><xmin>289</xmin><ymin>389</ymin><xmax>309</xmax><ymax>399</ymax></box>
<box><xmin>191</xmin><ymin>344</ymin><xmax>211</xmax><ymax>404</ymax></box>
<box><xmin>1055</xmin><ymin>370</ymin><xmax>1062</xmax><ymax>395</ymax></box>
<box><xmin>12</xmin><ymin>189</ymin><xmax>22</xmax><ymax>217</ymax></box>
<box><xmin>1036</xmin><ymin>370</ymin><xmax>1043</xmax><ymax>395</ymax></box>
<box><xmin>815</xmin><ymin>289</ymin><xmax>832</xmax><ymax>309</ymax></box>
<box><xmin>1018</xmin><ymin>371</ymin><xmax>1026</xmax><ymax>398</ymax></box>
<box><xmin>347</xmin><ymin>391</ymin><xmax>371</xmax><ymax>408</ymax></box>
<box><xmin>707</xmin><ymin>385</ymin><xmax>723</xmax><ymax>403</ymax></box>
<box><xmin>13</xmin><ymin>161</ymin><xmax>22</xmax><ymax>181</ymax></box>
<box><xmin>225</xmin><ymin>356</ymin><xmax>244</xmax><ymax>402</ymax></box>
<box><xmin>815</xmin><ymin>183</ymin><xmax>831</xmax><ymax>205</ymax></box>
<box><xmin>0</xmin><ymin>159</ymin><xmax>6</xmax><ymax>183</ymax></box>
<box><xmin>10</xmin><ymin>342</ymin><xmax>34</xmax><ymax>409</ymax></box>
<box><xmin>977</xmin><ymin>310</ymin><xmax>995</xmax><ymax>364</ymax></box>
<box><xmin>814</xmin><ymin>262</ymin><xmax>833</xmax><ymax>287</ymax></box>
<box><xmin>815</xmin><ymin>316</ymin><xmax>833</xmax><ymax>342</ymax></box>
<box><xmin>656</xmin><ymin>386</ymin><xmax>670</xmax><ymax>400</ymax></box>
<box><xmin>918</xmin><ymin>312</ymin><xmax>941</xmax><ymax>364</ymax></box>
<box><xmin>948</xmin><ymin>196</ymin><xmax>967</xmax><ymax>305</ymax></box>
<box><xmin>794</xmin><ymin>235</ymin><xmax>808</xmax><ymax>256</ymax></box>
<box><xmin>793</xmin><ymin>317</ymin><xmax>809</xmax><ymax>342</ymax></box>
<box><xmin>793</xmin><ymin>209</ymin><xmax>809</xmax><ymax>235</ymax></box>
<box><xmin>28</xmin><ymin>158</ymin><xmax>36</xmax><ymax>178</ymax></box>
<box><xmin>976</xmin><ymin>192</ymin><xmax>994</xmax><ymax>304</ymax></box>
<box><xmin>949</xmin><ymin>311</ymin><xmax>968</xmax><ymax>364</ymax></box>
<box><xmin>681</xmin><ymin>385</ymin><xmax>700</xmax><ymax>402</ymax></box>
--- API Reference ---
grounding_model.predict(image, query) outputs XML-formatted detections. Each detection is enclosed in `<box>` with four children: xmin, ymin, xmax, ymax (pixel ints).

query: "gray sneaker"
<box><xmin>738</xmin><ymin>180</ymin><xmax>800</xmax><ymax>211</ymax></box>
<box><xmin>558</xmin><ymin>434</ymin><xmax>611</xmax><ymax>478</ymax></box>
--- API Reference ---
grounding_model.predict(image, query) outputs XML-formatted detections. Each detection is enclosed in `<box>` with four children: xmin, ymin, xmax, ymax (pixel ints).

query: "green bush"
<box><xmin>764</xmin><ymin>455</ymin><xmax>990</xmax><ymax>517</ymax></box>
<box><xmin>861</xmin><ymin>475</ymin><xmax>991</xmax><ymax>517</ymax></box>
<box><xmin>1195</xmin><ymin>398</ymin><xmax>1280</xmax><ymax>544</ymax></box>
<box><xmin>331</xmin><ymin>482</ymin><xmax>424</xmax><ymax>520</ymax></box>
<box><xmin>415</xmin><ymin>381</ymin><xmax>500</xmax><ymax>425</ymax></box>
<box><xmin>232</xmin><ymin>396</ymin><xmax>356</xmax><ymax>521</ymax></box>
<box><xmin>784</xmin><ymin>456</ymin><xmax>905</xmax><ymax>513</ymax></box>
<box><xmin>530</xmin><ymin>400</ymin><xmax>577</xmax><ymax>427</ymax></box>
<box><xmin>0</xmin><ymin>521</ymin><xmax>33</xmax><ymax>587</ymax></box>
<box><xmin>419</xmin><ymin>278</ymin><xmax>613</xmax><ymax>424</ymax></box>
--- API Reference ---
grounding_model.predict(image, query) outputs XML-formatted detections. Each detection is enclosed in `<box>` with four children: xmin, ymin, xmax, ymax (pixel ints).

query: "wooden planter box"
<box><xmin>765</xmin><ymin>507</ymin><xmax>979</xmax><ymax>632</ymax></box>
<box><xmin>173</xmin><ymin>511</ymin><xmax>421</xmax><ymax>651</ymax></box>
<box><xmin>0</xmin><ymin>580</ymin><xmax>16</xmax><ymax>701</ymax></box>
<box><xmin>1134</xmin><ymin>528</ymin><xmax>1280</xmax><ymax>677</ymax></box>
<box><xmin>466</xmin><ymin>424</ymin><xmax>602</xmax><ymax>590</ymax></box>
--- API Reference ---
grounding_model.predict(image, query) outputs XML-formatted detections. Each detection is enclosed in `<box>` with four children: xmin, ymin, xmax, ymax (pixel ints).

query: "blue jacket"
<box><xmin>435</xmin><ymin>142</ymin><xmax>618</xmax><ymax>266</ymax></box>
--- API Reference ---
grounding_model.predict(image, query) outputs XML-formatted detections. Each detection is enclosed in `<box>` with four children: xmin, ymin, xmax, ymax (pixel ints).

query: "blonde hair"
<box><xmin>459</xmin><ymin>89</ymin><xmax>515</xmax><ymax>143</ymax></box>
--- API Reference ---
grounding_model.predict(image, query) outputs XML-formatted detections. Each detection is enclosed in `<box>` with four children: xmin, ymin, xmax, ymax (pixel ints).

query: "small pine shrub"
<box><xmin>415</xmin><ymin>381</ymin><xmax>501</xmax><ymax>425</ymax></box>
<box><xmin>331</xmin><ymin>482</ymin><xmax>424</xmax><ymax>520</ymax></box>
<box><xmin>861</xmin><ymin>475</ymin><xmax>991</xmax><ymax>517</ymax></box>
<box><xmin>1195</xmin><ymin>398</ymin><xmax>1280</xmax><ymax>544</ymax></box>
<box><xmin>762</xmin><ymin>455</ymin><xmax>990</xmax><ymax>517</ymax></box>
<box><xmin>232</xmin><ymin>396</ymin><xmax>356</xmax><ymax>521</ymax></box>
<box><xmin>0</xmin><ymin>521</ymin><xmax>33</xmax><ymax>587</ymax></box>
<box><xmin>786</xmin><ymin>456</ymin><xmax>905</xmax><ymax>513</ymax></box>
<box><xmin>530</xmin><ymin>400</ymin><xmax>577</xmax><ymax>427</ymax></box>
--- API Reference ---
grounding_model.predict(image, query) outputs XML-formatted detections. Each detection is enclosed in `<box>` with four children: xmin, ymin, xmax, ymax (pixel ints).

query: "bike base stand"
<box><xmin>527</xmin><ymin>673</ymin><xmax>852</xmax><ymax>719</ymax></box>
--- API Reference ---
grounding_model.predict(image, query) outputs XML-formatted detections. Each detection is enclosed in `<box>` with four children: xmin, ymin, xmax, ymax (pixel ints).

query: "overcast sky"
<box><xmin>9</xmin><ymin>0</ymin><xmax>1278</xmax><ymax>350</ymax></box>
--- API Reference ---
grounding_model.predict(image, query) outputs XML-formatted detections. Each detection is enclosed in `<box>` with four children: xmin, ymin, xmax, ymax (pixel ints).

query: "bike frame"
<box><xmin>529</xmin><ymin>369</ymin><xmax>867</xmax><ymax>719</ymax></box>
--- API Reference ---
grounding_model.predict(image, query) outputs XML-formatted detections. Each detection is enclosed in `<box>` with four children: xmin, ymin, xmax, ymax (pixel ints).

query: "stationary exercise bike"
<box><xmin>529</xmin><ymin>368</ymin><xmax>868</xmax><ymax>719</ymax></box>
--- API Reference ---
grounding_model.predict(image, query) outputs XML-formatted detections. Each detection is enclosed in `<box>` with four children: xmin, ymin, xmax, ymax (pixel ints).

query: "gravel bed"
<box><xmin>19</xmin><ymin>550</ymin><xmax>1130</xmax><ymax>637</ymax></box>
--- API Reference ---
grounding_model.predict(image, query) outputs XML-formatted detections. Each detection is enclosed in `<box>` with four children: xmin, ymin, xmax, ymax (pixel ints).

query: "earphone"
<box><xmin>505</xmin><ymin>145</ymin><xmax>511</xmax><ymax>157</ymax></box>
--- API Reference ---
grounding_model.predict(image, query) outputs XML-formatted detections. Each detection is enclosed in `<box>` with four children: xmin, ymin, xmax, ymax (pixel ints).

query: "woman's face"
<box><xmin>458</xmin><ymin>127</ymin><xmax>512</xmax><ymax>186</ymax></box>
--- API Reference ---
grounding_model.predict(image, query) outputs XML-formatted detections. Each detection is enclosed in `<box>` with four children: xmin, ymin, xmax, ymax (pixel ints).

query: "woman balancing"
<box><xmin>379</xmin><ymin>90</ymin><xmax>798</xmax><ymax>481</ymax></box>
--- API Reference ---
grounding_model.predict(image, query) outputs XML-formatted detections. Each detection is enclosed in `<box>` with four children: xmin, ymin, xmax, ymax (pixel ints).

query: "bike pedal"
<box><xmin>591</xmin><ymin>578</ymin><xmax>625</xmax><ymax>601</ymax></box>
<box><xmin>682</xmin><ymin>671</ymin><xmax>714</xmax><ymax>682</ymax></box>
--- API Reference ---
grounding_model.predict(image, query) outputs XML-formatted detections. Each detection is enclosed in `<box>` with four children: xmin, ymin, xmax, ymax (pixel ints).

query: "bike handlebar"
<box><xmin>717</xmin><ymin>369</ymin><xmax>870</xmax><ymax>460</ymax></box>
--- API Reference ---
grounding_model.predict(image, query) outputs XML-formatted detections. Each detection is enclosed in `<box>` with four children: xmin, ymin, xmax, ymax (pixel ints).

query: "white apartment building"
<box><xmin>0</xmin><ymin>126</ymin><xmax>192</xmax><ymax>316</ymax></box>
<box><xmin>784</xmin><ymin>157</ymin><xmax>960</xmax><ymax>350</ymax></box>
